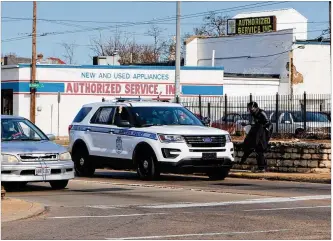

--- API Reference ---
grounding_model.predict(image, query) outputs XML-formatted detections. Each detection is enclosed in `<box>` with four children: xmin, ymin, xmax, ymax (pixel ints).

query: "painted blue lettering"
<box><xmin>100</xmin><ymin>73</ymin><xmax>111</xmax><ymax>79</ymax></box>
<box><xmin>82</xmin><ymin>72</ymin><xmax>96</xmax><ymax>78</ymax></box>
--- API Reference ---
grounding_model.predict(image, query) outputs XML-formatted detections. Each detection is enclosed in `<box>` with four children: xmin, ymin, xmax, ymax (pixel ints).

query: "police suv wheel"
<box><xmin>73</xmin><ymin>147</ymin><xmax>95</xmax><ymax>177</ymax></box>
<box><xmin>136</xmin><ymin>151</ymin><xmax>160</xmax><ymax>180</ymax></box>
<box><xmin>207</xmin><ymin>167</ymin><xmax>230</xmax><ymax>181</ymax></box>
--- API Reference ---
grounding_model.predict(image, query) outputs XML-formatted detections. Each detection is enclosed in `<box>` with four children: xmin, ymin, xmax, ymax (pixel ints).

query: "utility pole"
<box><xmin>329</xmin><ymin>1</ymin><xmax>331</xmax><ymax>56</ymax></box>
<box><xmin>328</xmin><ymin>1</ymin><xmax>332</xmax><ymax>96</ymax></box>
<box><xmin>175</xmin><ymin>1</ymin><xmax>181</xmax><ymax>101</ymax></box>
<box><xmin>30</xmin><ymin>1</ymin><xmax>37</xmax><ymax>123</ymax></box>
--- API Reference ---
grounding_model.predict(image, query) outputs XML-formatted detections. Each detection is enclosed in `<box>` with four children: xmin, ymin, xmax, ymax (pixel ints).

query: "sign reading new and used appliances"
<box><xmin>2</xmin><ymin>65</ymin><xmax>224</xmax><ymax>97</ymax></box>
<box><xmin>66</xmin><ymin>71</ymin><xmax>175</xmax><ymax>96</ymax></box>
<box><xmin>227</xmin><ymin>16</ymin><xmax>277</xmax><ymax>35</ymax></box>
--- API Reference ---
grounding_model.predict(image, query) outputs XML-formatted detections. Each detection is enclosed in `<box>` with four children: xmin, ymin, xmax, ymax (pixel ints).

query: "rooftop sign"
<box><xmin>227</xmin><ymin>16</ymin><xmax>277</xmax><ymax>35</ymax></box>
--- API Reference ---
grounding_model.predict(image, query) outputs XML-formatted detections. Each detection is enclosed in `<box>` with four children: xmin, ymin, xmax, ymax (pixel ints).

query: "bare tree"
<box><xmin>90</xmin><ymin>32</ymin><xmax>156</xmax><ymax>65</ymax></box>
<box><xmin>61</xmin><ymin>41</ymin><xmax>77</xmax><ymax>64</ymax></box>
<box><xmin>146</xmin><ymin>24</ymin><xmax>169</xmax><ymax>62</ymax></box>
<box><xmin>194</xmin><ymin>12</ymin><xmax>230</xmax><ymax>37</ymax></box>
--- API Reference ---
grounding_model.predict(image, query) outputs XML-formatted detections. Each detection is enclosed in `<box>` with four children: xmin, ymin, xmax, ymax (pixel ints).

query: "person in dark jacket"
<box><xmin>239</xmin><ymin>102</ymin><xmax>273</xmax><ymax>172</ymax></box>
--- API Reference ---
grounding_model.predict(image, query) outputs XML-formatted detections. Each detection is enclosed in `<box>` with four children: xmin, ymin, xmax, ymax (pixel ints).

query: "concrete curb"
<box><xmin>1</xmin><ymin>198</ymin><xmax>46</xmax><ymax>223</ymax></box>
<box><xmin>228</xmin><ymin>171</ymin><xmax>331</xmax><ymax>184</ymax></box>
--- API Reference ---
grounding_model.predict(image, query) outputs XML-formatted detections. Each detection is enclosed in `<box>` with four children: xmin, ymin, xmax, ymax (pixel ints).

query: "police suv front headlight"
<box><xmin>158</xmin><ymin>134</ymin><xmax>185</xmax><ymax>143</ymax></box>
<box><xmin>59</xmin><ymin>152</ymin><xmax>71</xmax><ymax>161</ymax></box>
<box><xmin>225</xmin><ymin>134</ymin><xmax>232</xmax><ymax>143</ymax></box>
<box><xmin>1</xmin><ymin>154</ymin><xmax>19</xmax><ymax>164</ymax></box>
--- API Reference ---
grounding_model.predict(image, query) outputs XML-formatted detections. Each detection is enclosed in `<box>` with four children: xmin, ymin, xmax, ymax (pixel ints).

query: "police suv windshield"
<box><xmin>131</xmin><ymin>107</ymin><xmax>204</xmax><ymax>127</ymax></box>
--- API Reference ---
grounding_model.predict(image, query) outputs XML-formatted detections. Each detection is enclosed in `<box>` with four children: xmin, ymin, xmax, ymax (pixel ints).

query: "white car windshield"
<box><xmin>131</xmin><ymin>107</ymin><xmax>204</xmax><ymax>127</ymax></box>
<box><xmin>1</xmin><ymin>119</ymin><xmax>48</xmax><ymax>141</ymax></box>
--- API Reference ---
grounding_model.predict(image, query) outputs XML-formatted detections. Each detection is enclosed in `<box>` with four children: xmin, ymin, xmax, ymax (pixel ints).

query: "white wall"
<box><xmin>1</xmin><ymin>67</ymin><xmax>19</xmax><ymax>80</ymax></box>
<box><xmin>292</xmin><ymin>43</ymin><xmax>331</xmax><ymax>95</ymax></box>
<box><xmin>186</xmin><ymin>29</ymin><xmax>293</xmax><ymax>82</ymax></box>
<box><xmin>1</xmin><ymin>67</ymin><xmax>20</xmax><ymax>115</ymax></box>
<box><xmin>224</xmin><ymin>77</ymin><xmax>280</xmax><ymax>96</ymax></box>
<box><xmin>34</xmin><ymin>95</ymin><xmax>104</xmax><ymax>136</ymax></box>
<box><xmin>233</xmin><ymin>8</ymin><xmax>308</xmax><ymax>40</ymax></box>
<box><xmin>185</xmin><ymin>38</ymin><xmax>198</xmax><ymax>66</ymax></box>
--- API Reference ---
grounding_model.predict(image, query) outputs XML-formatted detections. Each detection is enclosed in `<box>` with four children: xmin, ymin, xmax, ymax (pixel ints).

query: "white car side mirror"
<box><xmin>47</xmin><ymin>134</ymin><xmax>56</xmax><ymax>141</ymax></box>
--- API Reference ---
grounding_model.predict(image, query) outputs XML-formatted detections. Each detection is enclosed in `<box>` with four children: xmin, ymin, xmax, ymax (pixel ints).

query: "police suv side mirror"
<box><xmin>202</xmin><ymin>117</ymin><xmax>210</xmax><ymax>126</ymax></box>
<box><xmin>117</xmin><ymin>120</ymin><xmax>132</xmax><ymax>127</ymax></box>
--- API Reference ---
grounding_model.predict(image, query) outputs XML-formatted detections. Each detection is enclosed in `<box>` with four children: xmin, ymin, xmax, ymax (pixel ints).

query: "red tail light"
<box><xmin>68</xmin><ymin>125</ymin><xmax>73</xmax><ymax>135</ymax></box>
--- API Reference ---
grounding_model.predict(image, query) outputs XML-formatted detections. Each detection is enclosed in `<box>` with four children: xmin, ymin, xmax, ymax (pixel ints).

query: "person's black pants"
<box><xmin>240</xmin><ymin>149</ymin><xmax>267</xmax><ymax>170</ymax></box>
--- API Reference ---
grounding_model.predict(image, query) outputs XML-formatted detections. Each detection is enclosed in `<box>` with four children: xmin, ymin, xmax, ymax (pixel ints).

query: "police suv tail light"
<box><xmin>158</xmin><ymin>134</ymin><xmax>185</xmax><ymax>143</ymax></box>
<box><xmin>68</xmin><ymin>125</ymin><xmax>73</xmax><ymax>135</ymax></box>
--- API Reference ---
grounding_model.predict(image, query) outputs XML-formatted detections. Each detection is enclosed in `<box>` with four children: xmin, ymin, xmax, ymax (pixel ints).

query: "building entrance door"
<box><xmin>1</xmin><ymin>89</ymin><xmax>13</xmax><ymax>115</ymax></box>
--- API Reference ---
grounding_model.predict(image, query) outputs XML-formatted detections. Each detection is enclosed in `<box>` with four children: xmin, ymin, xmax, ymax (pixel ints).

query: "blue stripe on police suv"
<box><xmin>73</xmin><ymin>125</ymin><xmax>157</xmax><ymax>140</ymax></box>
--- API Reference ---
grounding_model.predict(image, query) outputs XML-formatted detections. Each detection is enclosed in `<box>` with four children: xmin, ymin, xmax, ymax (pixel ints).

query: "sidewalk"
<box><xmin>229</xmin><ymin>171</ymin><xmax>331</xmax><ymax>184</ymax></box>
<box><xmin>1</xmin><ymin>198</ymin><xmax>45</xmax><ymax>223</ymax></box>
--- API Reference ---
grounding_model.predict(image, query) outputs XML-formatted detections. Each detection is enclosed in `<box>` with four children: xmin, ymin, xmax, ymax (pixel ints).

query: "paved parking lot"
<box><xmin>2</xmin><ymin>170</ymin><xmax>331</xmax><ymax>240</ymax></box>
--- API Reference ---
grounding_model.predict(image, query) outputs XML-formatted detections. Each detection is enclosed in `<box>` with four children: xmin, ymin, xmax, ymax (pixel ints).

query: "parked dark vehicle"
<box><xmin>211</xmin><ymin>113</ymin><xmax>251</xmax><ymax>135</ymax></box>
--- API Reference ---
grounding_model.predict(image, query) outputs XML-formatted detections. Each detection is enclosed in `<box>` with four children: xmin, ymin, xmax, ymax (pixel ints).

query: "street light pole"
<box><xmin>175</xmin><ymin>1</ymin><xmax>181</xmax><ymax>101</ymax></box>
<box><xmin>30</xmin><ymin>1</ymin><xmax>37</xmax><ymax>123</ymax></box>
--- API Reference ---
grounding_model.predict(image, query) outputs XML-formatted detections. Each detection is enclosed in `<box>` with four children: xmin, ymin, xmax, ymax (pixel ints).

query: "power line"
<box><xmin>2</xmin><ymin>16</ymin><xmax>328</xmax><ymax>26</ymax></box>
<box><xmin>2</xmin><ymin>28</ymin><xmax>327</xmax><ymax>45</ymax></box>
<box><xmin>2</xmin><ymin>2</ymin><xmax>288</xmax><ymax>24</ymax></box>
<box><xmin>1</xmin><ymin>1</ymin><xmax>289</xmax><ymax>43</ymax></box>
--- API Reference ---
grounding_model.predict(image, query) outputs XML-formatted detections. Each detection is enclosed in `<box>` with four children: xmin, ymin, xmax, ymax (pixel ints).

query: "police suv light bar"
<box><xmin>101</xmin><ymin>97</ymin><xmax>171</xmax><ymax>103</ymax></box>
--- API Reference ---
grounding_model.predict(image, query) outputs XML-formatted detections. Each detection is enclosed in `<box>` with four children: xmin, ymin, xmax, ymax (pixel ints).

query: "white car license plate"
<box><xmin>35</xmin><ymin>168</ymin><xmax>51</xmax><ymax>176</ymax></box>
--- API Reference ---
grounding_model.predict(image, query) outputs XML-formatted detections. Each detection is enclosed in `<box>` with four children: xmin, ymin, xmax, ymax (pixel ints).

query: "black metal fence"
<box><xmin>180</xmin><ymin>93</ymin><xmax>331</xmax><ymax>139</ymax></box>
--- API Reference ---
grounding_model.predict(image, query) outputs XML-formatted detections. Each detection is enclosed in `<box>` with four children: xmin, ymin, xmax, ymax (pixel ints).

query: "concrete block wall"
<box><xmin>232</xmin><ymin>142</ymin><xmax>331</xmax><ymax>173</ymax></box>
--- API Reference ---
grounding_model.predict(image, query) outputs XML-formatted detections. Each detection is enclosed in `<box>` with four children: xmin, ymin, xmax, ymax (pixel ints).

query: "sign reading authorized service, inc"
<box><xmin>227</xmin><ymin>16</ymin><xmax>277</xmax><ymax>35</ymax></box>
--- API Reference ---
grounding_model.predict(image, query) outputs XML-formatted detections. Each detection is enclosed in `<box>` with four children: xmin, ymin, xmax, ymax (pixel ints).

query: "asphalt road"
<box><xmin>2</xmin><ymin>169</ymin><xmax>331</xmax><ymax>240</ymax></box>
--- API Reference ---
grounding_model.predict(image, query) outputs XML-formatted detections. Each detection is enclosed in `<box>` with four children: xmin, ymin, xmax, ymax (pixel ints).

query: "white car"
<box><xmin>1</xmin><ymin>115</ymin><xmax>74</xmax><ymax>190</ymax></box>
<box><xmin>268</xmin><ymin>111</ymin><xmax>331</xmax><ymax>137</ymax></box>
<box><xmin>68</xmin><ymin>99</ymin><xmax>234</xmax><ymax>180</ymax></box>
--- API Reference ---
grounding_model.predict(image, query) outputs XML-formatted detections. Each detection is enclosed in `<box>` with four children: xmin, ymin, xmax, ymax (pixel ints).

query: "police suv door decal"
<box><xmin>116</xmin><ymin>136</ymin><xmax>123</xmax><ymax>154</ymax></box>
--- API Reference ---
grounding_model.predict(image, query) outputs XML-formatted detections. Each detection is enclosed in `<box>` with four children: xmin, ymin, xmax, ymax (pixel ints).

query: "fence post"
<box><xmin>208</xmin><ymin>102</ymin><xmax>211</xmax><ymax>120</ymax></box>
<box><xmin>224</xmin><ymin>94</ymin><xmax>228</xmax><ymax>118</ymax></box>
<box><xmin>275</xmin><ymin>92</ymin><xmax>279</xmax><ymax>134</ymax></box>
<box><xmin>303</xmin><ymin>91</ymin><xmax>307</xmax><ymax>133</ymax></box>
<box><xmin>199</xmin><ymin>95</ymin><xmax>202</xmax><ymax>118</ymax></box>
<box><xmin>250</xmin><ymin>93</ymin><xmax>253</xmax><ymax>102</ymax></box>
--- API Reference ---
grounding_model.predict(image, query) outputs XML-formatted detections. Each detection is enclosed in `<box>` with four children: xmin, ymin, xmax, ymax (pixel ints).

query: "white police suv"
<box><xmin>68</xmin><ymin>99</ymin><xmax>234</xmax><ymax>180</ymax></box>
